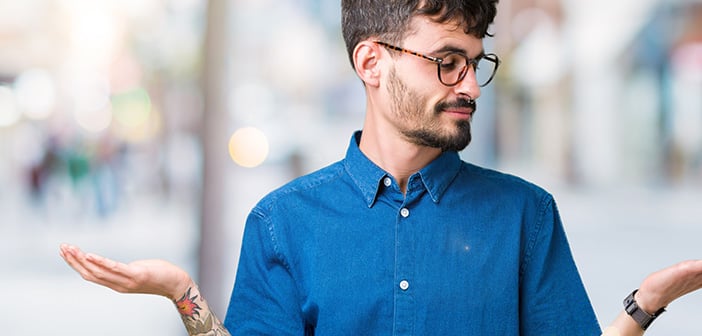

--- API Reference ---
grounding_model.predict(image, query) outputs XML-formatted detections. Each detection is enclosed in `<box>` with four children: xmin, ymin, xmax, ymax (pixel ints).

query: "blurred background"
<box><xmin>1</xmin><ymin>0</ymin><xmax>700</xmax><ymax>335</ymax></box>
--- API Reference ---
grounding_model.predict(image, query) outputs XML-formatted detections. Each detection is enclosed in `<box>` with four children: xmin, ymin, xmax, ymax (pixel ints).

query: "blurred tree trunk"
<box><xmin>198</xmin><ymin>0</ymin><xmax>230</xmax><ymax>317</ymax></box>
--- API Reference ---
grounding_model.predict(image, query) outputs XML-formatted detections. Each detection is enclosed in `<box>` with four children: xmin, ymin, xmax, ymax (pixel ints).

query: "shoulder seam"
<box><xmin>519</xmin><ymin>192</ymin><xmax>554</xmax><ymax>278</ymax></box>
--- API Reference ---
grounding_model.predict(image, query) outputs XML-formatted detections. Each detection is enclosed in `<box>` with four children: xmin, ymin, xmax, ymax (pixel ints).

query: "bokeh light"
<box><xmin>228</xmin><ymin>127</ymin><xmax>270</xmax><ymax>168</ymax></box>
<box><xmin>0</xmin><ymin>86</ymin><xmax>21</xmax><ymax>127</ymax></box>
<box><xmin>115</xmin><ymin>106</ymin><xmax>162</xmax><ymax>143</ymax></box>
<box><xmin>74</xmin><ymin>101</ymin><xmax>113</xmax><ymax>133</ymax></box>
<box><xmin>112</xmin><ymin>88</ymin><xmax>152</xmax><ymax>129</ymax></box>
<box><xmin>71</xmin><ymin>76</ymin><xmax>113</xmax><ymax>133</ymax></box>
<box><xmin>67</xmin><ymin>3</ymin><xmax>120</xmax><ymax>65</ymax></box>
<box><xmin>14</xmin><ymin>68</ymin><xmax>56</xmax><ymax>120</ymax></box>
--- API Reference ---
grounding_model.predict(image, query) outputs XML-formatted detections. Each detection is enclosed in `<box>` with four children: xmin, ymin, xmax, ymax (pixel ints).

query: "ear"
<box><xmin>352</xmin><ymin>40</ymin><xmax>383</xmax><ymax>87</ymax></box>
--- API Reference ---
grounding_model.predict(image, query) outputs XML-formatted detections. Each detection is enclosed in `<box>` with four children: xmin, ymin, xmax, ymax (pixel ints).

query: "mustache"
<box><xmin>435</xmin><ymin>97</ymin><xmax>476</xmax><ymax>114</ymax></box>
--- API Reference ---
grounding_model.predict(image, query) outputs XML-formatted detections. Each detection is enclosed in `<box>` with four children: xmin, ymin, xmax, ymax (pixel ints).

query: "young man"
<box><xmin>60</xmin><ymin>0</ymin><xmax>702</xmax><ymax>335</ymax></box>
<box><xmin>224</xmin><ymin>0</ymin><xmax>597</xmax><ymax>334</ymax></box>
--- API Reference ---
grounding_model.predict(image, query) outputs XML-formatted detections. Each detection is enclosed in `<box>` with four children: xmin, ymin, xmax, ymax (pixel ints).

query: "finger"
<box><xmin>58</xmin><ymin>244</ymin><xmax>68</xmax><ymax>259</ymax></box>
<box><xmin>85</xmin><ymin>253</ymin><xmax>138</xmax><ymax>282</ymax></box>
<box><xmin>62</xmin><ymin>244</ymin><xmax>161</xmax><ymax>280</ymax></box>
<box><xmin>60</xmin><ymin>245</ymin><xmax>149</xmax><ymax>294</ymax></box>
<box><xmin>62</xmin><ymin>246</ymin><xmax>132</xmax><ymax>292</ymax></box>
<box><xmin>60</xmin><ymin>244</ymin><xmax>93</xmax><ymax>277</ymax></box>
<box><xmin>79</xmin><ymin>253</ymin><xmax>135</xmax><ymax>291</ymax></box>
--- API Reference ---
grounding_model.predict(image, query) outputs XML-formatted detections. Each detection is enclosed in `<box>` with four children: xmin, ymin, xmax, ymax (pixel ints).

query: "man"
<box><xmin>59</xmin><ymin>0</ymin><xmax>702</xmax><ymax>335</ymax></box>
<box><xmin>224</xmin><ymin>0</ymin><xmax>598</xmax><ymax>334</ymax></box>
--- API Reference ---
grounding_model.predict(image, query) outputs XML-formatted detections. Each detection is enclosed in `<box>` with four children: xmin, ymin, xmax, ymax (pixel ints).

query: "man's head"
<box><xmin>344</xmin><ymin>0</ymin><xmax>500</xmax><ymax>152</ymax></box>
<box><xmin>341</xmin><ymin>0</ymin><xmax>499</xmax><ymax>70</ymax></box>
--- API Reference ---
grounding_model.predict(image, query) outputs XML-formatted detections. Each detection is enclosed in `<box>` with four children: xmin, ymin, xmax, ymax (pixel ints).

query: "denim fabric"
<box><xmin>225</xmin><ymin>131</ymin><xmax>601</xmax><ymax>335</ymax></box>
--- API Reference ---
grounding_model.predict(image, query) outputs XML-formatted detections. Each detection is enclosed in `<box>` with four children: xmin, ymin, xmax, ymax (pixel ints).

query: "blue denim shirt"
<box><xmin>225</xmin><ymin>131</ymin><xmax>601</xmax><ymax>335</ymax></box>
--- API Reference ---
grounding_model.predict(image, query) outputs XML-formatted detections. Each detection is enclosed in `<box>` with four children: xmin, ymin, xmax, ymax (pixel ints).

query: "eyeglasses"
<box><xmin>374</xmin><ymin>41</ymin><xmax>500</xmax><ymax>87</ymax></box>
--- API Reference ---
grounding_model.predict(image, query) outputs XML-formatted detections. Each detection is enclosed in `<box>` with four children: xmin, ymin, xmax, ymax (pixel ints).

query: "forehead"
<box><xmin>403</xmin><ymin>16</ymin><xmax>484</xmax><ymax>53</ymax></box>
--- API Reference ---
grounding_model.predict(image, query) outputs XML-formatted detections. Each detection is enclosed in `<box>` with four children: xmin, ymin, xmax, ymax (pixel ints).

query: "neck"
<box><xmin>358</xmin><ymin>119</ymin><xmax>441</xmax><ymax>194</ymax></box>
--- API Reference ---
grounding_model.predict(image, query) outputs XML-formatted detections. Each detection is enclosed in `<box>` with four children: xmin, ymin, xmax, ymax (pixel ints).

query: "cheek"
<box><xmin>401</xmin><ymin>79</ymin><xmax>438</xmax><ymax>106</ymax></box>
<box><xmin>387</xmin><ymin>66</ymin><xmax>443</xmax><ymax>114</ymax></box>
<box><xmin>406</xmin><ymin>79</ymin><xmax>445</xmax><ymax>111</ymax></box>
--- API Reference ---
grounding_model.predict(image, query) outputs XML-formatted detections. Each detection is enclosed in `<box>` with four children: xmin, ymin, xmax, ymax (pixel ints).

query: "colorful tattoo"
<box><xmin>174</xmin><ymin>286</ymin><xmax>231</xmax><ymax>336</ymax></box>
<box><xmin>176</xmin><ymin>287</ymin><xmax>202</xmax><ymax>318</ymax></box>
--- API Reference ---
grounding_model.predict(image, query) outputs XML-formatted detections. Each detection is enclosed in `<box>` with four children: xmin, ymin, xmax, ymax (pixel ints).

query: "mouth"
<box><xmin>438</xmin><ymin>98</ymin><xmax>476</xmax><ymax>121</ymax></box>
<box><xmin>443</xmin><ymin>107</ymin><xmax>474</xmax><ymax>120</ymax></box>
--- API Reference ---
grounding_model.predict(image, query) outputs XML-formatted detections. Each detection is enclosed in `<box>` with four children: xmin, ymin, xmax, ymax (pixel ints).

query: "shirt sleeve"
<box><xmin>223</xmin><ymin>208</ymin><xmax>307</xmax><ymax>335</ymax></box>
<box><xmin>519</xmin><ymin>194</ymin><xmax>602</xmax><ymax>335</ymax></box>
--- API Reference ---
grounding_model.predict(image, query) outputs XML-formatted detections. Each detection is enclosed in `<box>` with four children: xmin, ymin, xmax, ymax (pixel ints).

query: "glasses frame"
<box><xmin>374</xmin><ymin>41</ymin><xmax>500</xmax><ymax>87</ymax></box>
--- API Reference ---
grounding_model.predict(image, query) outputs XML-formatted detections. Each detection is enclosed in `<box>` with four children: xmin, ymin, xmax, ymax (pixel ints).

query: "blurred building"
<box><xmin>493</xmin><ymin>0</ymin><xmax>701</xmax><ymax>187</ymax></box>
<box><xmin>620</xmin><ymin>0</ymin><xmax>702</xmax><ymax>184</ymax></box>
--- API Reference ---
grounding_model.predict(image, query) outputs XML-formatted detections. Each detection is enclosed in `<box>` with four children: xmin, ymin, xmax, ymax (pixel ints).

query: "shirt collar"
<box><xmin>343</xmin><ymin>131</ymin><xmax>462</xmax><ymax>207</ymax></box>
<box><xmin>417</xmin><ymin>148</ymin><xmax>461</xmax><ymax>203</ymax></box>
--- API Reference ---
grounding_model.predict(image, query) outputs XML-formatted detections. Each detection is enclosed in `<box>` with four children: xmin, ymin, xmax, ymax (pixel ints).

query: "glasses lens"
<box><xmin>475</xmin><ymin>55</ymin><xmax>498</xmax><ymax>87</ymax></box>
<box><xmin>438</xmin><ymin>54</ymin><xmax>467</xmax><ymax>86</ymax></box>
<box><xmin>439</xmin><ymin>53</ymin><xmax>498</xmax><ymax>87</ymax></box>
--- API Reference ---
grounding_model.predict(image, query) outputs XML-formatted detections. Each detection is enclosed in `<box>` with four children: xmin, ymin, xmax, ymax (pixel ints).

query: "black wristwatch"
<box><xmin>623</xmin><ymin>289</ymin><xmax>666</xmax><ymax>330</ymax></box>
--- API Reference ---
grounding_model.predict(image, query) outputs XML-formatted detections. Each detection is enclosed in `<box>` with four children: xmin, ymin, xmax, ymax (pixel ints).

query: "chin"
<box><xmin>444</xmin><ymin>130</ymin><xmax>472</xmax><ymax>152</ymax></box>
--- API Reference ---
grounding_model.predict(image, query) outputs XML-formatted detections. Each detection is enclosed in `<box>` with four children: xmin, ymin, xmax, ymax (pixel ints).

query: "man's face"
<box><xmin>384</xmin><ymin>17</ymin><xmax>484</xmax><ymax>152</ymax></box>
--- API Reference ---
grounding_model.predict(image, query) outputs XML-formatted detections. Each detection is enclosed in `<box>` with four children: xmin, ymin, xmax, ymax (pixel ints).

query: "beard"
<box><xmin>387</xmin><ymin>68</ymin><xmax>474</xmax><ymax>152</ymax></box>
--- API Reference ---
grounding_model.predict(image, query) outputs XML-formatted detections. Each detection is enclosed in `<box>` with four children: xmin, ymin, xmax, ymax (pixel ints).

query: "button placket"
<box><xmin>394</xmin><ymin>191</ymin><xmax>415</xmax><ymax>334</ymax></box>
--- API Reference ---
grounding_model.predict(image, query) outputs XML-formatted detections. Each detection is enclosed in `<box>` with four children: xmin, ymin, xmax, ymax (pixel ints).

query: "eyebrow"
<box><xmin>432</xmin><ymin>45</ymin><xmax>485</xmax><ymax>58</ymax></box>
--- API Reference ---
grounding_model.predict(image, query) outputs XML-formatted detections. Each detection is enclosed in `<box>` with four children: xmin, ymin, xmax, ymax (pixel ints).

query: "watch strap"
<box><xmin>623</xmin><ymin>289</ymin><xmax>666</xmax><ymax>330</ymax></box>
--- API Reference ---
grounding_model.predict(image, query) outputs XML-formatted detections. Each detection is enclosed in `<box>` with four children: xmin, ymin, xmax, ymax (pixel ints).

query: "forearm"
<box><xmin>174</xmin><ymin>279</ymin><xmax>231</xmax><ymax>336</ymax></box>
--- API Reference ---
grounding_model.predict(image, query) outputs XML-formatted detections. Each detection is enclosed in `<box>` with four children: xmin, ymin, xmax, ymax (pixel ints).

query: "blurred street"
<box><xmin>1</xmin><ymin>193</ymin><xmax>197</xmax><ymax>336</ymax></box>
<box><xmin>1</xmin><ymin>0</ymin><xmax>701</xmax><ymax>335</ymax></box>
<box><xmin>557</xmin><ymin>185</ymin><xmax>702</xmax><ymax>335</ymax></box>
<box><xmin>2</xmin><ymin>181</ymin><xmax>700</xmax><ymax>335</ymax></box>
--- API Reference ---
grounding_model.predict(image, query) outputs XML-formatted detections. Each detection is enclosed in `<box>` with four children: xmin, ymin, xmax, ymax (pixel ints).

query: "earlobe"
<box><xmin>353</xmin><ymin>41</ymin><xmax>381</xmax><ymax>87</ymax></box>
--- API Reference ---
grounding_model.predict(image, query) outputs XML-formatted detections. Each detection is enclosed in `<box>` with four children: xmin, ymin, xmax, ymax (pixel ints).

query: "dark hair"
<box><xmin>341</xmin><ymin>0</ymin><xmax>499</xmax><ymax>69</ymax></box>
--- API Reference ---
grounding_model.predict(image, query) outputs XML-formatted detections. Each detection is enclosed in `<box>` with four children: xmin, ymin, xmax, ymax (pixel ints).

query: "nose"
<box><xmin>452</xmin><ymin>67</ymin><xmax>481</xmax><ymax>99</ymax></box>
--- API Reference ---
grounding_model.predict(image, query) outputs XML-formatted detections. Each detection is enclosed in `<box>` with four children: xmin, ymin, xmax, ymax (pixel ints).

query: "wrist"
<box><xmin>170</xmin><ymin>273</ymin><xmax>195</xmax><ymax>301</ymax></box>
<box><xmin>624</xmin><ymin>289</ymin><xmax>666</xmax><ymax>331</ymax></box>
<box><xmin>634</xmin><ymin>289</ymin><xmax>665</xmax><ymax>315</ymax></box>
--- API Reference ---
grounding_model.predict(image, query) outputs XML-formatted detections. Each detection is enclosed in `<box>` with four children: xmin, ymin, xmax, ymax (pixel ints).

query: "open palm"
<box><xmin>59</xmin><ymin>244</ymin><xmax>191</xmax><ymax>301</ymax></box>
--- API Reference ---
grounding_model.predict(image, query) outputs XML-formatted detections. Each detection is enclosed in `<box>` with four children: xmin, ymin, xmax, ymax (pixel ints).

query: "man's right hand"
<box><xmin>59</xmin><ymin>244</ymin><xmax>192</xmax><ymax>301</ymax></box>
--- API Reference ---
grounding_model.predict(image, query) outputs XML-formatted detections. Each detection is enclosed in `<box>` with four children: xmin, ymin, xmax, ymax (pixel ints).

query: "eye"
<box><xmin>439</xmin><ymin>54</ymin><xmax>465</xmax><ymax>71</ymax></box>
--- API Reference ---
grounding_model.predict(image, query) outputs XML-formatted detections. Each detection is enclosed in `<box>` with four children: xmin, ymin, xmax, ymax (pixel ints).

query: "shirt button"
<box><xmin>399</xmin><ymin>280</ymin><xmax>410</xmax><ymax>291</ymax></box>
<box><xmin>383</xmin><ymin>177</ymin><xmax>392</xmax><ymax>187</ymax></box>
<box><xmin>400</xmin><ymin>208</ymin><xmax>410</xmax><ymax>218</ymax></box>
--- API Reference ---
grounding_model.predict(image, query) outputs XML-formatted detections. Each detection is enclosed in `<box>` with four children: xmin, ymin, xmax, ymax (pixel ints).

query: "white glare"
<box><xmin>0</xmin><ymin>86</ymin><xmax>21</xmax><ymax>127</ymax></box>
<box><xmin>14</xmin><ymin>68</ymin><xmax>57</xmax><ymax>120</ymax></box>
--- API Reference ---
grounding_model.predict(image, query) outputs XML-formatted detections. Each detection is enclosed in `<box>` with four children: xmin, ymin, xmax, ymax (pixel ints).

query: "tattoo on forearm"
<box><xmin>176</xmin><ymin>287</ymin><xmax>202</xmax><ymax>318</ymax></box>
<box><xmin>175</xmin><ymin>286</ymin><xmax>231</xmax><ymax>336</ymax></box>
